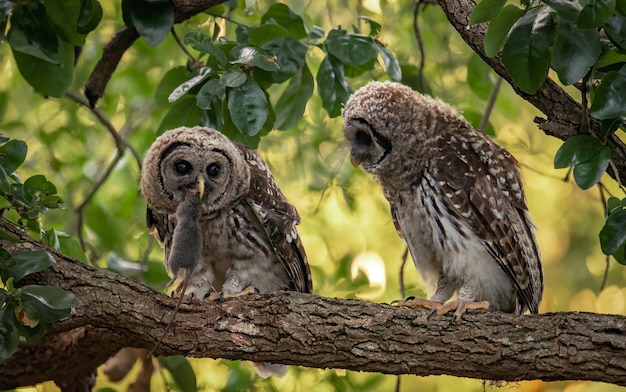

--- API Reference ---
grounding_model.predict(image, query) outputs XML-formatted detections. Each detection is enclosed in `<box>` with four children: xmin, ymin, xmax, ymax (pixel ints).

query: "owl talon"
<box><xmin>392</xmin><ymin>296</ymin><xmax>443</xmax><ymax>310</ymax></box>
<box><xmin>434</xmin><ymin>299</ymin><xmax>490</xmax><ymax>322</ymax></box>
<box><xmin>205</xmin><ymin>286</ymin><xmax>260</xmax><ymax>302</ymax></box>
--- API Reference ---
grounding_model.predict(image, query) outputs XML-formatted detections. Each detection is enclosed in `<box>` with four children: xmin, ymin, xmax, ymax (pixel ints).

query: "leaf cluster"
<box><xmin>153</xmin><ymin>3</ymin><xmax>400</xmax><ymax>147</ymax></box>
<box><xmin>1</xmin><ymin>0</ymin><xmax>102</xmax><ymax>97</ymax></box>
<box><xmin>0</xmin><ymin>137</ymin><xmax>75</xmax><ymax>362</ymax></box>
<box><xmin>471</xmin><ymin>0</ymin><xmax>626</xmax><ymax>263</ymax></box>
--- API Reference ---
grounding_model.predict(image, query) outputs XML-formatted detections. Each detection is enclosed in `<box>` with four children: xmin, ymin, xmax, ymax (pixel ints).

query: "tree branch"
<box><xmin>84</xmin><ymin>0</ymin><xmax>227</xmax><ymax>107</ymax></box>
<box><xmin>436</xmin><ymin>0</ymin><xmax>626</xmax><ymax>185</ymax></box>
<box><xmin>1</xmin><ymin>221</ymin><xmax>625</xmax><ymax>389</ymax></box>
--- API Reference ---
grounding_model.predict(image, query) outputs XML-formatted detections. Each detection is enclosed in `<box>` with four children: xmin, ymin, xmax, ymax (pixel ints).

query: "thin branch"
<box><xmin>478</xmin><ymin>76</ymin><xmax>502</xmax><ymax>134</ymax></box>
<box><xmin>64</xmin><ymin>91</ymin><xmax>142</xmax><ymax>168</ymax></box>
<box><xmin>75</xmin><ymin>151</ymin><xmax>124</xmax><ymax>251</ymax></box>
<box><xmin>399</xmin><ymin>246</ymin><xmax>409</xmax><ymax>298</ymax></box>
<box><xmin>598</xmin><ymin>183</ymin><xmax>609</xmax><ymax>292</ymax></box>
<box><xmin>412</xmin><ymin>0</ymin><xmax>428</xmax><ymax>92</ymax></box>
<box><xmin>170</xmin><ymin>27</ymin><xmax>204</xmax><ymax>69</ymax></box>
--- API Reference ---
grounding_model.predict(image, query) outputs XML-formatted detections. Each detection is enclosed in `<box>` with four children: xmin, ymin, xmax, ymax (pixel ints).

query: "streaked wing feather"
<box><xmin>240</xmin><ymin>145</ymin><xmax>312</xmax><ymax>293</ymax></box>
<box><xmin>429</xmin><ymin>133</ymin><xmax>541</xmax><ymax>313</ymax></box>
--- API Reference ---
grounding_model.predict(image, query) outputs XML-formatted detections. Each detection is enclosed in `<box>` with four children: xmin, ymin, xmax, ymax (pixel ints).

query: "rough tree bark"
<box><xmin>1</xmin><ymin>221</ymin><xmax>625</xmax><ymax>390</ymax></box>
<box><xmin>436</xmin><ymin>0</ymin><xmax>626</xmax><ymax>185</ymax></box>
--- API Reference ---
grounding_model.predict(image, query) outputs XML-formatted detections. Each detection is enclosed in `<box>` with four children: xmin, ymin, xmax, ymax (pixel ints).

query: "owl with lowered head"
<box><xmin>139</xmin><ymin>126</ymin><xmax>312</xmax><ymax>376</ymax></box>
<box><xmin>342</xmin><ymin>81</ymin><xmax>543</xmax><ymax>320</ymax></box>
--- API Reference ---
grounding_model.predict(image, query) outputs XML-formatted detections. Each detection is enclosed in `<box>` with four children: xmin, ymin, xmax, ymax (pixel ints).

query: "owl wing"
<box><xmin>146</xmin><ymin>207</ymin><xmax>175</xmax><ymax>263</ymax></box>
<box><xmin>240</xmin><ymin>147</ymin><xmax>313</xmax><ymax>294</ymax></box>
<box><xmin>427</xmin><ymin>132</ymin><xmax>542</xmax><ymax>314</ymax></box>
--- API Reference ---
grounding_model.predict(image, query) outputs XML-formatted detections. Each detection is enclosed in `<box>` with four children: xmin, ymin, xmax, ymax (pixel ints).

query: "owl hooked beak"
<box><xmin>196</xmin><ymin>176</ymin><xmax>205</xmax><ymax>199</ymax></box>
<box><xmin>350</xmin><ymin>154</ymin><xmax>363</xmax><ymax>168</ymax></box>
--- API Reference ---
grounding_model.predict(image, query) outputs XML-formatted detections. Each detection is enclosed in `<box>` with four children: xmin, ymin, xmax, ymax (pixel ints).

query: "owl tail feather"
<box><xmin>251</xmin><ymin>362</ymin><xmax>288</xmax><ymax>378</ymax></box>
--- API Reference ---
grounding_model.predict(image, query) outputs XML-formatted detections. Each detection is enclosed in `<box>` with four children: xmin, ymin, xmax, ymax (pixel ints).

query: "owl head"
<box><xmin>342</xmin><ymin>81</ymin><xmax>467</xmax><ymax>176</ymax></box>
<box><xmin>140</xmin><ymin>126</ymin><xmax>251</xmax><ymax>214</ymax></box>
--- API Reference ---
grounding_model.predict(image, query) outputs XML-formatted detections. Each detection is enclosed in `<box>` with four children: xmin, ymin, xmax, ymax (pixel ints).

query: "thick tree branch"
<box><xmin>84</xmin><ymin>0</ymin><xmax>227</xmax><ymax>107</ymax></box>
<box><xmin>1</xmin><ymin>221</ymin><xmax>625</xmax><ymax>390</ymax></box>
<box><xmin>436</xmin><ymin>0</ymin><xmax>626</xmax><ymax>185</ymax></box>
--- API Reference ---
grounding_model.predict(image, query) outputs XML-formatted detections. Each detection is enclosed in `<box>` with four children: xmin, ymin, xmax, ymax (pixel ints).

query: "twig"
<box><xmin>598</xmin><ymin>183</ymin><xmax>609</xmax><ymax>292</ymax></box>
<box><xmin>412</xmin><ymin>1</ymin><xmax>428</xmax><ymax>92</ymax></box>
<box><xmin>64</xmin><ymin>91</ymin><xmax>142</xmax><ymax>168</ymax></box>
<box><xmin>170</xmin><ymin>28</ymin><xmax>204</xmax><ymax>69</ymax></box>
<box><xmin>478</xmin><ymin>77</ymin><xmax>502</xmax><ymax>134</ymax></box>
<box><xmin>75</xmin><ymin>151</ymin><xmax>124</xmax><ymax>252</ymax></box>
<box><xmin>399</xmin><ymin>246</ymin><xmax>409</xmax><ymax>298</ymax></box>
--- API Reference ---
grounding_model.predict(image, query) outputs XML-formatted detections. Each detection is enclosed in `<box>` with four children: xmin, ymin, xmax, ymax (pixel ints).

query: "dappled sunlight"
<box><xmin>350</xmin><ymin>251</ymin><xmax>387</xmax><ymax>300</ymax></box>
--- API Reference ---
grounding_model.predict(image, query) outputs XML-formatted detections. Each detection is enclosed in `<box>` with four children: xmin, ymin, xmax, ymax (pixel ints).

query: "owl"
<box><xmin>140</xmin><ymin>126</ymin><xmax>312</xmax><ymax>376</ymax></box>
<box><xmin>342</xmin><ymin>81</ymin><xmax>543</xmax><ymax>319</ymax></box>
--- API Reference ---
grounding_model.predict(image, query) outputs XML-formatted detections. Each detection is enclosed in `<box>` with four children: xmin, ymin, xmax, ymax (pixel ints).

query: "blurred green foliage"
<box><xmin>0</xmin><ymin>0</ymin><xmax>625</xmax><ymax>391</ymax></box>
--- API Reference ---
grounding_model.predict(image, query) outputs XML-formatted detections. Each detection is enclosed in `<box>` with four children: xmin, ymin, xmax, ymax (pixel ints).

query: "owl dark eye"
<box><xmin>174</xmin><ymin>160</ymin><xmax>192</xmax><ymax>176</ymax></box>
<box><xmin>206</xmin><ymin>162</ymin><xmax>221</xmax><ymax>178</ymax></box>
<box><xmin>355</xmin><ymin>130</ymin><xmax>372</xmax><ymax>145</ymax></box>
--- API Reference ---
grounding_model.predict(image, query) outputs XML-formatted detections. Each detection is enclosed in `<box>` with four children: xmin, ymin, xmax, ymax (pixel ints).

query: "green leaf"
<box><xmin>613</xmin><ymin>241</ymin><xmax>626</xmax><ymax>265</ymax></box>
<box><xmin>196</xmin><ymin>78</ymin><xmax>225</xmax><ymax>109</ymax></box>
<box><xmin>20</xmin><ymin>285</ymin><xmax>75</xmax><ymax>310</ymax></box>
<box><xmin>158</xmin><ymin>97</ymin><xmax>203</xmax><ymax>135</ymax></box>
<box><xmin>375</xmin><ymin>42</ymin><xmax>402</xmax><ymax>82</ymax></box>
<box><xmin>77</xmin><ymin>0</ymin><xmax>103</xmax><ymax>34</ymax></box>
<box><xmin>168</xmin><ymin>67</ymin><xmax>214</xmax><ymax>103</ymax></box>
<box><xmin>502</xmin><ymin>6</ymin><xmax>556</xmax><ymax>94</ymax></box>
<box><xmin>605</xmin><ymin>15</ymin><xmax>626</xmax><ymax>52</ymax></box>
<box><xmin>43</xmin><ymin>229</ymin><xmax>87</xmax><ymax>263</ymax></box>
<box><xmin>467</xmin><ymin>53</ymin><xmax>494</xmax><ymax>100</ymax></box>
<box><xmin>0</xmin><ymin>139</ymin><xmax>27</xmax><ymax>174</ymax></box>
<box><xmin>11</xmin><ymin>41</ymin><xmax>74</xmax><ymax>97</ymax></box>
<box><xmin>275</xmin><ymin>65</ymin><xmax>314</xmax><ymax>130</ymax></box>
<box><xmin>255</xmin><ymin>37</ymin><xmax>307</xmax><ymax>83</ymax></box>
<box><xmin>484</xmin><ymin>4</ymin><xmax>524</xmax><ymax>58</ymax></box>
<box><xmin>122</xmin><ymin>0</ymin><xmax>174</xmax><ymax>46</ymax></box>
<box><xmin>552</xmin><ymin>22</ymin><xmax>600</xmax><ymax>85</ymax></box>
<box><xmin>155</xmin><ymin>66</ymin><xmax>192</xmax><ymax>108</ymax></box>
<box><xmin>577</xmin><ymin>0</ymin><xmax>615</xmax><ymax>29</ymax></box>
<box><xmin>230</xmin><ymin>45</ymin><xmax>279</xmax><ymax>71</ymax></box>
<box><xmin>0</xmin><ymin>250</ymin><xmax>55</xmax><ymax>284</ymax></box>
<box><xmin>326</xmin><ymin>29</ymin><xmax>378</xmax><ymax>67</ymax></box>
<box><xmin>183</xmin><ymin>32</ymin><xmax>228</xmax><ymax>67</ymax></box>
<box><xmin>0</xmin><ymin>304</ymin><xmax>20</xmax><ymax>361</ymax></box>
<box><xmin>357</xmin><ymin>16</ymin><xmax>382</xmax><ymax>36</ymax></box>
<box><xmin>24</xmin><ymin>175</ymin><xmax>57</xmax><ymax>197</ymax></box>
<box><xmin>8</xmin><ymin>3</ymin><xmax>62</xmax><ymax>63</ymax></box>
<box><xmin>316</xmin><ymin>53</ymin><xmax>352</xmax><ymax>118</ymax></box>
<box><xmin>227</xmin><ymin>79</ymin><xmax>268</xmax><ymax>136</ymax></box>
<box><xmin>601</xmin><ymin>118</ymin><xmax>623</xmax><ymax>136</ymax></box>
<box><xmin>554</xmin><ymin>135</ymin><xmax>605</xmax><ymax>168</ymax></box>
<box><xmin>599</xmin><ymin>210</ymin><xmax>626</xmax><ymax>255</ymax></box>
<box><xmin>42</xmin><ymin>0</ymin><xmax>86</xmax><ymax>45</ymax></box>
<box><xmin>596</xmin><ymin>50</ymin><xmax>626</xmax><ymax>72</ymax></box>
<box><xmin>247</xmin><ymin>24</ymin><xmax>289</xmax><ymax>46</ymax></box>
<box><xmin>589</xmin><ymin>66</ymin><xmax>626</xmax><ymax>119</ymax></box>
<box><xmin>222</xmin><ymin>69</ymin><xmax>247</xmax><ymax>88</ymax></box>
<box><xmin>260</xmin><ymin>3</ymin><xmax>307</xmax><ymax>40</ymax></box>
<box><xmin>159</xmin><ymin>356</ymin><xmax>197</xmax><ymax>392</ymax></box>
<box><xmin>572</xmin><ymin>145</ymin><xmax>611</xmax><ymax>189</ymax></box>
<box><xmin>607</xmin><ymin>196</ymin><xmax>622</xmax><ymax>213</ymax></box>
<box><xmin>20</xmin><ymin>285</ymin><xmax>74</xmax><ymax>323</ymax></box>
<box><xmin>542</xmin><ymin>0</ymin><xmax>581</xmax><ymax>22</ymax></box>
<box><xmin>469</xmin><ymin>0</ymin><xmax>506</xmax><ymax>24</ymax></box>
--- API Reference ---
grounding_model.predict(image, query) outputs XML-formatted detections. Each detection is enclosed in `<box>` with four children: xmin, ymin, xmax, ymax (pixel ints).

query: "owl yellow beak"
<box><xmin>350</xmin><ymin>154</ymin><xmax>363</xmax><ymax>167</ymax></box>
<box><xmin>196</xmin><ymin>176</ymin><xmax>205</xmax><ymax>199</ymax></box>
